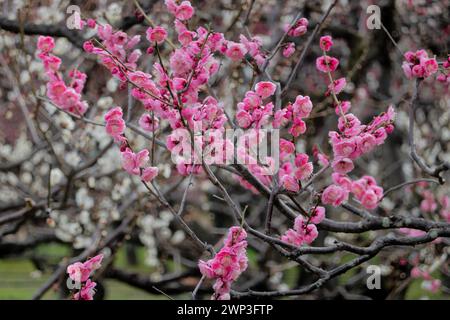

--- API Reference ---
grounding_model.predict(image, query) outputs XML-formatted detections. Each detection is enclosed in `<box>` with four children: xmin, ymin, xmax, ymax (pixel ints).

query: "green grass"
<box><xmin>0</xmin><ymin>244</ymin><xmax>161</xmax><ymax>300</ymax></box>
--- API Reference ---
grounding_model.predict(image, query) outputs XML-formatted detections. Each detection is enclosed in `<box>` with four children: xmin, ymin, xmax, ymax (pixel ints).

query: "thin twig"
<box><xmin>282</xmin><ymin>0</ymin><xmax>338</xmax><ymax>96</ymax></box>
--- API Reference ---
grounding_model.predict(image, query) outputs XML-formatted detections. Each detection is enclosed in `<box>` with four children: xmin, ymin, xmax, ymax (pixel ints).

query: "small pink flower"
<box><xmin>286</xmin><ymin>18</ymin><xmax>308</xmax><ymax>37</ymax></box>
<box><xmin>327</xmin><ymin>77</ymin><xmax>346</xmax><ymax>96</ymax></box>
<box><xmin>288</xmin><ymin>118</ymin><xmax>306</xmax><ymax>137</ymax></box>
<box><xmin>175</xmin><ymin>1</ymin><xmax>195</xmax><ymax>21</ymax></box>
<box><xmin>280</xmin><ymin>139</ymin><xmax>295</xmax><ymax>155</ymax></box>
<box><xmin>104</xmin><ymin>107</ymin><xmax>126</xmax><ymax>142</ymax></box>
<box><xmin>146</xmin><ymin>26</ymin><xmax>168</xmax><ymax>44</ymax></box>
<box><xmin>236</xmin><ymin>110</ymin><xmax>252</xmax><ymax>128</ymax></box>
<box><xmin>243</xmin><ymin>91</ymin><xmax>262</xmax><ymax>109</ymax></box>
<box><xmin>322</xmin><ymin>184</ymin><xmax>349</xmax><ymax>207</ymax></box>
<box><xmin>338</xmin><ymin>113</ymin><xmax>362</xmax><ymax>137</ymax></box>
<box><xmin>319</xmin><ymin>35</ymin><xmax>333</xmax><ymax>52</ymax></box>
<box><xmin>83</xmin><ymin>40</ymin><xmax>95</xmax><ymax>53</ymax></box>
<box><xmin>224</xmin><ymin>226</ymin><xmax>247</xmax><ymax>247</ymax></box>
<box><xmin>293</xmin><ymin>95</ymin><xmax>313</xmax><ymax>118</ymax></box>
<box><xmin>358</xmin><ymin>134</ymin><xmax>377</xmax><ymax>154</ymax></box>
<box><xmin>83</xmin><ymin>254</ymin><xmax>103</xmax><ymax>271</ymax></box>
<box><xmin>164</xmin><ymin>0</ymin><xmax>178</xmax><ymax>14</ymax></box>
<box><xmin>37</xmin><ymin>36</ymin><xmax>55</xmax><ymax>53</ymax></box>
<box><xmin>74</xmin><ymin>279</ymin><xmax>97</xmax><ymax>300</ymax></box>
<box><xmin>67</xmin><ymin>262</ymin><xmax>90</xmax><ymax>283</ymax></box>
<box><xmin>225</xmin><ymin>42</ymin><xmax>247</xmax><ymax>61</ymax></box>
<box><xmin>198</xmin><ymin>260</ymin><xmax>215</xmax><ymax>278</ymax></box>
<box><xmin>333</xmin><ymin>139</ymin><xmax>357</xmax><ymax>158</ymax></box>
<box><xmin>410</xmin><ymin>267</ymin><xmax>423</xmax><ymax>278</ymax></box>
<box><xmin>294</xmin><ymin>153</ymin><xmax>308</xmax><ymax>167</ymax></box>
<box><xmin>332</xmin><ymin>173</ymin><xmax>353</xmax><ymax>191</ymax></box>
<box><xmin>281</xmin><ymin>175</ymin><xmax>299</xmax><ymax>193</ymax></box>
<box><xmin>332</xmin><ymin>157</ymin><xmax>354</xmax><ymax>174</ymax></box>
<box><xmin>422</xmin><ymin>58</ymin><xmax>438</xmax><ymax>77</ymax></box>
<box><xmin>293</xmin><ymin>215</ymin><xmax>305</xmax><ymax>235</ymax></box>
<box><xmin>283</xmin><ymin>42</ymin><xmax>295</xmax><ymax>58</ymax></box>
<box><xmin>335</xmin><ymin>101</ymin><xmax>351</xmax><ymax>115</ymax></box>
<box><xmin>255</xmin><ymin>81</ymin><xmax>276</xmax><ymax>99</ymax></box>
<box><xmin>351</xmin><ymin>180</ymin><xmax>366</xmax><ymax>199</ymax></box>
<box><xmin>412</xmin><ymin>64</ymin><xmax>425</xmax><ymax>78</ymax></box>
<box><xmin>139</xmin><ymin>113</ymin><xmax>159</xmax><ymax>132</ymax></box>
<box><xmin>87</xmin><ymin>19</ymin><xmax>96</xmax><ymax>29</ymax></box>
<box><xmin>294</xmin><ymin>162</ymin><xmax>313</xmax><ymax>180</ymax></box>
<box><xmin>402</xmin><ymin>62</ymin><xmax>413</xmax><ymax>79</ymax></box>
<box><xmin>41</xmin><ymin>54</ymin><xmax>62</xmax><ymax>72</ymax></box>
<box><xmin>316</xmin><ymin>56</ymin><xmax>339</xmax><ymax>73</ymax></box>
<box><xmin>178</xmin><ymin>30</ymin><xmax>195</xmax><ymax>46</ymax></box>
<box><xmin>404</xmin><ymin>51</ymin><xmax>418</xmax><ymax>64</ymax></box>
<box><xmin>423</xmin><ymin>279</ymin><xmax>441</xmax><ymax>293</ymax></box>
<box><xmin>303</xmin><ymin>224</ymin><xmax>318</xmax><ymax>244</ymax></box>
<box><xmin>310</xmin><ymin>206</ymin><xmax>326</xmax><ymax>224</ymax></box>
<box><xmin>121</xmin><ymin>148</ymin><xmax>149</xmax><ymax>175</ymax></box>
<box><xmin>281</xmin><ymin>228</ymin><xmax>304</xmax><ymax>246</ymax></box>
<box><xmin>360</xmin><ymin>189</ymin><xmax>379</xmax><ymax>209</ymax></box>
<box><xmin>141</xmin><ymin>166</ymin><xmax>159</xmax><ymax>182</ymax></box>
<box><xmin>420</xmin><ymin>197</ymin><xmax>437</xmax><ymax>212</ymax></box>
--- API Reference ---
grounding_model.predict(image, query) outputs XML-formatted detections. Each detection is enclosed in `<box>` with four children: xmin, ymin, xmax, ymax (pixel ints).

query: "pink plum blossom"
<box><xmin>319</xmin><ymin>35</ymin><xmax>333</xmax><ymax>52</ymax></box>
<box><xmin>175</xmin><ymin>1</ymin><xmax>195</xmax><ymax>21</ymax></box>
<box><xmin>121</xmin><ymin>148</ymin><xmax>149</xmax><ymax>175</ymax></box>
<box><xmin>283</xmin><ymin>42</ymin><xmax>295</xmax><ymax>58</ymax></box>
<box><xmin>198</xmin><ymin>226</ymin><xmax>247</xmax><ymax>300</ymax></box>
<box><xmin>225</xmin><ymin>42</ymin><xmax>247</xmax><ymax>61</ymax></box>
<box><xmin>316</xmin><ymin>56</ymin><xmax>339</xmax><ymax>73</ymax></box>
<box><xmin>255</xmin><ymin>81</ymin><xmax>276</xmax><ymax>99</ymax></box>
<box><xmin>146</xmin><ymin>26</ymin><xmax>168</xmax><ymax>44</ymax></box>
<box><xmin>322</xmin><ymin>184</ymin><xmax>349</xmax><ymax>207</ymax></box>
<box><xmin>105</xmin><ymin>107</ymin><xmax>126</xmax><ymax>142</ymax></box>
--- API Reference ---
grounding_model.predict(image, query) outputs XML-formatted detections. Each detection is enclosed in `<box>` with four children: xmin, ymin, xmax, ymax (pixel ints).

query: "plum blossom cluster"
<box><xmin>281</xmin><ymin>206</ymin><xmax>325</xmax><ymax>246</ymax></box>
<box><xmin>165</xmin><ymin>0</ymin><xmax>195</xmax><ymax>21</ymax></box>
<box><xmin>37</xmin><ymin>36</ymin><xmax>88</xmax><ymax>115</ymax></box>
<box><xmin>66</xmin><ymin>254</ymin><xmax>103</xmax><ymax>300</ymax></box>
<box><xmin>79</xmin><ymin>1</ymin><xmax>312</xmax><ymax>181</ymax></box>
<box><xmin>410</xmin><ymin>266</ymin><xmax>441</xmax><ymax>293</ymax></box>
<box><xmin>82</xmin><ymin>22</ymin><xmax>142</xmax><ymax>85</ymax></box>
<box><xmin>349</xmin><ymin>175</ymin><xmax>383</xmax><ymax>209</ymax></box>
<box><xmin>418</xmin><ymin>187</ymin><xmax>450</xmax><ymax>222</ymax></box>
<box><xmin>272</xmin><ymin>95</ymin><xmax>315</xmax><ymax>193</ymax></box>
<box><xmin>278</xmin><ymin>152</ymin><xmax>313</xmax><ymax>193</ymax></box>
<box><xmin>437</xmin><ymin>56</ymin><xmax>450</xmax><ymax>84</ymax></box>
<box><xmin>235</xmin><ymin>81</ymin><xmax>276</xmax><ymax>129</ymax></box>
<box><xmin>166</xmin><ymin>97</ymin><xmax>231</xmax><ymax>175</ymax></box>
<box><xmin>284</xmin><ymin>17</ymin><xmax>309</xmax><ymax>37</ymax></box>
<box><xmin>402</xmin><ymin>49</ymin><xmax>439</xmax><ymax>80</ymax></box>
<box><xmin>82</xmin><ymin>1</ymin><xmax>263</xmax><ymax>176</ymax></box>
<box><xmin>322</xmin><ymin>107</ymin><xmax>395</xmax><ymax>209</ymax></box>
<box><xmin>280</xmin><ymin>17</ymin><xmax>310</xmax><ymax>58</ymax></box>
<box><xmin>315</xmin><ymin>35</ymin><xmax>395</xmax><ymax>210</ymax></box>
<box><xmin>227</xmin><ymin>34</ymin><xmax>266</xmax><ymax>66</ymax></box>
<box><xmin>273</xmin><ymin>94</ymin><xmax>313</xmax><ymax>137</ymax></box>
<box><xmin>198</xmin><ymin>227</ymin><xmax>248</xmax><ymax>300</ymax></box>
<box><xmin>104</xmin><ymin>107</ymin><xmax>159</xmax><ymax>182</ymax></box>
<box><xmin>234</xmin><ymin>82</ymin><xmax>315</xmax><ymax>193</ymax></box>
